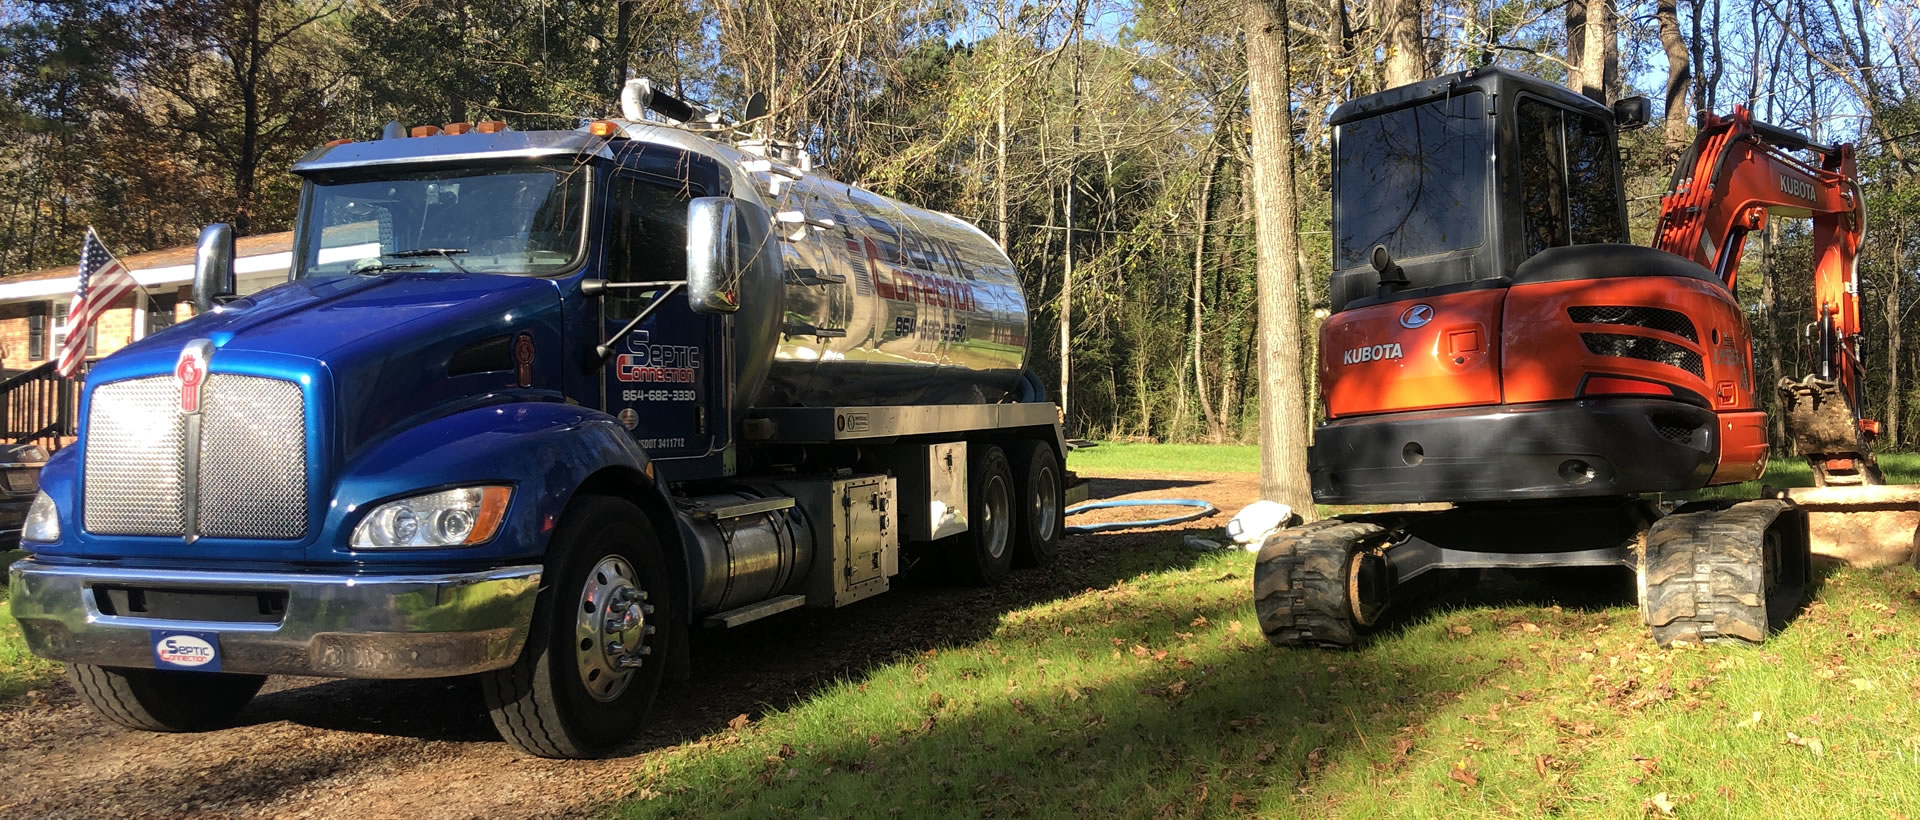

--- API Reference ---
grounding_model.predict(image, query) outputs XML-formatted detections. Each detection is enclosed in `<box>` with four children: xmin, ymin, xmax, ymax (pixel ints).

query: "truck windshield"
<box><xmin>1333</xmin><ymin>92</ymin><xmax>1488</xmax><ymax>270</ymax></box>
<box><xmin>293</xmin><ymin>165</ymin><xmax>588</xmax><ymax>277</ymax></box>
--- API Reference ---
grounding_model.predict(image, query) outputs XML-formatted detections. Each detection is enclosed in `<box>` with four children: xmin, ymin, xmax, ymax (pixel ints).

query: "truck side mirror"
<box><xmin>1614</xmin><ymin>96</ymin><xmax>1652</xmax><ymax>130</ymax></box>
<box><xmin>687</xmin><ymin>197</ymin><xmax>748</xmax><ymax>314</ymax></box>
<box><xmin>192</xmin><ymin>223</ymin><xmax>237</xmax><ymax>314</ymax></box>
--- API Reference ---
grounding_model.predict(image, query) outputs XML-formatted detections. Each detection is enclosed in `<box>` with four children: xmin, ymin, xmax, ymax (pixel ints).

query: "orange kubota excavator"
<box><xmin>1255</xmin><ymin>67</ymin><xmax>1889</xmax><ymax>649</ymax></box>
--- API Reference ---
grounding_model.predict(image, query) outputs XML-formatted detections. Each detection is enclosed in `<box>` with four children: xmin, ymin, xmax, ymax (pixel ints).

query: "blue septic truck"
<box><xmin>9</xmin><ymin>81</ymin><xmax>1074</xmax><ymax>758</ymax></box>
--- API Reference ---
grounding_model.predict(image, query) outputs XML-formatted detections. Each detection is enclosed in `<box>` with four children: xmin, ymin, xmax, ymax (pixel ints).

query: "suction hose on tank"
<box><xmin>1063</xmin><ymin>499</ymin><xmax>1218</xmax><ymax>535</ymax></box>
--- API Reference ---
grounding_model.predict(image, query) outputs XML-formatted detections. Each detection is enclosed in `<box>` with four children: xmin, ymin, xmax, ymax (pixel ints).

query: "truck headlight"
<box><xmin>351</xmin><ymin>486</ymin><xmax>511</xmax><ymax>549</ymax></box>
<box><xmin>23</xmin><ymin>491</ymin><xmax>59</xmax><ymax>542</ymax></box>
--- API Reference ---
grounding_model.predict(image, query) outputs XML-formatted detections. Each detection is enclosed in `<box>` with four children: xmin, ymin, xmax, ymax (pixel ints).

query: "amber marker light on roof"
<box><xmin>324</xmin><ymin>138</ymin><xmax>353</xmax><ymax>147</ymax></box>
<box><xmin>474</xmin><ymin>120</ymin><xmax>507</xmax><ymax>133</ymax></box>
<box><xmin>588</xmin><ymin>120</ymin><xmax>621</xmax><ymax>137</ymax></box>
<box><xmin>442</xmin><ymin>122</ymin><xmax>473</xmax><ymax>135</ymax></box>
<box><xmin>409</xmin><ymin>125</ymin><xmax>442</xmax><ymax>137</ymax></box>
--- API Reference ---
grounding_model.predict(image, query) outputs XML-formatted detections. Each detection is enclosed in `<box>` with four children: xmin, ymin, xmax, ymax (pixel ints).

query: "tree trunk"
<box><xmin>1245</xmin><ymin>0</ymin><xmax>1315</xmax><ymax>517</ymax></box>
<box><xmin>1192</xmin><ymin>148</ymin><xmax>1221</xmax><ymax>441</ymax></box>
<box><xmin>234</xmin><ymin>0</ymin><xmax>264</xmax><ymax>235</ymax></box>
<box><xmin>1888</xmin><ymin>226</ymin><xmax>1904</xmax><ymax>446</ymax></box>
<box><xmin>1656</xmin><ymin>0</ymin><xmax>1692</xmax><ymax>159</ymax></box>
<box><xmin>1377</xmin><ymin>0</ymin><xmax>1423</xmax><ymax>87</ymax></box>
<box><xmin>1566</xmin><ymin>0</ymin><xmax>1587</xmax><ymax>94</ymax></box>
<box><xmin>1578</xmin><ymin>0</ymin><xmax>1615</xmax><ymax>102</ymax></box>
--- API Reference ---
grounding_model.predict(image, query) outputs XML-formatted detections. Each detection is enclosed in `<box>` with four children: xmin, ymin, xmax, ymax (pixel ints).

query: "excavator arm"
<box><xmin>1652</xmin><ymin>106</ymin><xmax>1880</xmax><ymax>486</ymax></box>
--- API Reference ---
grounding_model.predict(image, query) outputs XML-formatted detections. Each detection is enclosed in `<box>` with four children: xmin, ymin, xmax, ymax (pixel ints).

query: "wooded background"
<box><xmin>2</xmin><ymin>0</ymin><xmax>1916</xmax><ymax>453</ymax></box>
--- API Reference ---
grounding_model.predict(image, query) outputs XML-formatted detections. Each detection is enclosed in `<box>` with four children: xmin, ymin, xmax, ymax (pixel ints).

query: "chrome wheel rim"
<box><xmin>983</xmin><ymin>474</ymin><xmax>1012</xmax><ymax>559</ymax></box>
<box><xmin>574</xmin><ymin>555</ymin><xmax>652</xmax><ymax>703</ymax></box>
<box><xmin>1032</xmin><ymin>465</ymin><xmax>1060</xmax><ymax>543</ymax></box>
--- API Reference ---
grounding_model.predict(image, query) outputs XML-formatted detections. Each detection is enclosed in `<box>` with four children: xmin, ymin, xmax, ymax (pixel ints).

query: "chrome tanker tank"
<box><xmin>621</xmin><ymin>121</ymin><xmax>1031</xmax><ymax>409</ymax></box>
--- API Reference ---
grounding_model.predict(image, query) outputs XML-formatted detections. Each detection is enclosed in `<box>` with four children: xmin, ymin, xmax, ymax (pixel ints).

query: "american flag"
<box><xmin>57</xmin><ymin>228</ymin><xmax>140</xmax><ymax>378</ymax></box>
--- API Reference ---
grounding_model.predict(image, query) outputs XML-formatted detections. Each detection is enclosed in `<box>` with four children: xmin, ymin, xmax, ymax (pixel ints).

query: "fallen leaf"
<box><xmin>1785</xmin><ymin>732</ymin><xmax>1825</xmax><ymax>758</ymax></box>
<box><xmin>1254</xmin><ymin>740</ymin><xmax>1277</xmax><ymax>763</ymax></box>
<box><xmin>1647</xmin><ymin>792</ymin><xmax>1676</xmax><ymax>815</ymax></box>
<box><xmin>779</xmin><ymin>743</ymin><xmax>796</xmax><ymax>758</ymax></box>
<box><xmin>1450</xmin><ymin>625</ymin><xmax>1474</xmax><ymax>637</ymax></box>
<box><xmin>1132</xmin><ymin>645</ymin><xmax>1150</xmax><ymax>658</ymax></box>
<box><xmin>1850</xmin><ymin>678</ymin><xmax>1875</xmax><ymax>691</ymax></box>
<box><xmin>727</xmin><ymin>713</ymin><xmax>750</xmax><ymax>731</ymax></box>
<box><xmin>1448</xmin><ymin>760</ymin><xmax>1479</xmax><ymax>787</ymax></box>
<box><xmin>1192</xmin><ymin>616</ymin><xmax>1210</xmax><ymax>628</ymax></box>
<box><xmin>1229</xmin><ymin>793</ymin><xmax>1250</xmax><ymax>811</ymax></box>
<box><xmin>929</xmin><ymin>691</ymin><xmax>945</xmax><ymax>709</ymax></box>
<box><xmin>1066</xmin><ymin>686</ymin><xmax>1084</xmax><ymax>701</ymax></box>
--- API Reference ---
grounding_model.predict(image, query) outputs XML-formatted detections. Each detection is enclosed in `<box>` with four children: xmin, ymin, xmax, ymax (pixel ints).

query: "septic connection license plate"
<box><xmin>151</xmin><ymin>630</ymin><xmax>223</xmax><ymax>672</ymax></box>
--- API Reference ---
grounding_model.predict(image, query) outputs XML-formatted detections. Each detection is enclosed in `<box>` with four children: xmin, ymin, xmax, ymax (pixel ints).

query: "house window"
<box><xmin>51</xmin><ymin>303</ymin><xmax>95</xmax><ymax>359</ymax></box>
<box><xmin>27</xmin><ymin>302</ymin><xmax>46</xmax><ymax>361</ymax></box>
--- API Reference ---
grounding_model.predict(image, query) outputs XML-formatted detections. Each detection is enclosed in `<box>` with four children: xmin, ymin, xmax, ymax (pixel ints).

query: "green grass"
<box><xmin>1068</xmin><ymin>442</ymin><xmax>1261</xmax><ymax>475</ymax></box>
<box><xmin>1679</xmin><ymin>452</ymin><xmax>1920</xmax><ymax>501</ymax></box>
<box><xmin>616</xmin><ymin>538</ymin><xmax>1920</xmax><ymax>818</ymax></box>
<box><xmin>1</xmin><ymin>550</ymin><xmax>62</xmax><ymax>702</ymax></box>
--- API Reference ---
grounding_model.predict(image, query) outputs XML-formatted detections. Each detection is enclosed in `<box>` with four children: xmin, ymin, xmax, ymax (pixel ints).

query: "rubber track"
<box><xmin>1641</xmin><ymin>499</ymin><xmax>1790</xmax><ymax>646</ymax></box>
<box><xmin>1252</xmin><ymin>518</ymin><xmax>1385</xmax><ymax>648</ymax></box>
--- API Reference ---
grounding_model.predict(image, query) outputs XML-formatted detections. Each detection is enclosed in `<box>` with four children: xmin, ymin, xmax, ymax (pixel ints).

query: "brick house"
<box><xmin>0</xmin><ymin>232</ymin><xmax>294</xmax><ymax>377</ymax></box>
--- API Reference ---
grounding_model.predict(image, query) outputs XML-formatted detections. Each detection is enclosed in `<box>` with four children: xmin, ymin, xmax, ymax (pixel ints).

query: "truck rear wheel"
<box><xmin>66</xmin><ymin>663</ymin><xmax>265</xmax><ymax>732</ymax></box>
<box><xmin>1640</xmin><ymin>499</ymin><xmax>1810</xmax><ymax>647</ymax></box>
<box><xmin>484</xmin><ymin>495</ymin><xmax>671</xmax><ymax>758</ymax></box>
<box><xmin>1011</xmin><ymin>440</ymin><xmax>1063</xmax><ymax>568</ymax></box>
<box><xmin>949</xmin><ymin>445</ymin><xmax>1016</xmax><ymax>585</ymax></box>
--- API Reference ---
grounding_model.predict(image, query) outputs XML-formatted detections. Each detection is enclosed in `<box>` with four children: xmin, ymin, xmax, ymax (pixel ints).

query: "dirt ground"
<box><xmin>0</xmin><ymin>470</ymin><xmax>1258</xmax><ymax>820</ymax></box>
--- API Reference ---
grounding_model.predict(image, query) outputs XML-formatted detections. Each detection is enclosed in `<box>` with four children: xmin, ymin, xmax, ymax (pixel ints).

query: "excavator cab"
<box><xmin>1327</xmin><ymin>68</ymin><xmax>1635</xmax><ymax>313</ymax></box>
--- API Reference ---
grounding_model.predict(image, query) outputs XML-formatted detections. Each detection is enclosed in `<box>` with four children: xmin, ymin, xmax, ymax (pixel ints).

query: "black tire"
<box><xmin>1010</xmin><ymin>440</ymin><xmax>1064</xmax><ymax>568</ymax></box>
<box><xmin>949</xmin><ymin>445</ymin><xmax>1016</xmax><ymax>585</ymax></box>
<box><xmin>483</xmin><ymin>495</ymin><xmax>672</xmax><ymax>758</ymax></box>
<box><xmin>1253</xmin><ymin>519</ymin><xmax>1390</xmax><ymax>649</ymax></box>
<box><xmin>1640</xmin><ymin>500</ymin><xmax>1810</xmax><ymax>647</ymax></box>
<box><xmin>66</xmin><ymin>663</ymin><xmax>264</xmax><ymax>732</ymax></box>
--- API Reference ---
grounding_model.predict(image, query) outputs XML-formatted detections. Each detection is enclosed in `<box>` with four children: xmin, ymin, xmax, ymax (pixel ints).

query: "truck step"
<box><xmin>692</xmin><ymin>496</ymin><xmax>796</xmax><ymax>521</ymax></box>
<box><xmin>705</xmin><ymin>595</ymin><xmax>807</xmax><ymax>628</ymax></box>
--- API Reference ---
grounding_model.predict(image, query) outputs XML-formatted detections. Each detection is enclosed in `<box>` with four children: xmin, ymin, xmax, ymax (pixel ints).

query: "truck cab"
<box><xmin>9</xmin><ymin>84</ymin><xmax>1071</xmax><ymax>758</ymax></box>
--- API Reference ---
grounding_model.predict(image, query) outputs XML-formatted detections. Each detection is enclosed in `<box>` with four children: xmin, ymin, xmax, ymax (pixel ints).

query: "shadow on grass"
<box><xmin>618</xmin><ymin>564</ymin><xmax>1506</xmax><ymax>818</ymax></box>
<box><xmin>1080</xmin><ymin>475</ymin><xmax>1221</xmax><ymax>499</ymax></box>
<box><xmin>226</xmin><ymin>530</ymin><xmax>1214</xmax><ymax>757</ymax></box>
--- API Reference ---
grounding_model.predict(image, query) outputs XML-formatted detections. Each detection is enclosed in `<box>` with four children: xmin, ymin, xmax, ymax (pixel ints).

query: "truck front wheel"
<box><xmin>67</xmin><ymin>663</ymin><xmax>265</xmax><ymax>732</ymax></box>
<box><xmin>483</xmin><ymin>495</ymin><xmax>671</xmax><ymax>758</ymax></box>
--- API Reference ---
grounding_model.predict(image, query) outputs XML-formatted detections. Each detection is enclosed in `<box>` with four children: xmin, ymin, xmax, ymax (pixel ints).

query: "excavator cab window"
<box><xmin>1513</xmin><ymin>98</ymin><xmax>1627</xmax><ymax>259</ymax></box>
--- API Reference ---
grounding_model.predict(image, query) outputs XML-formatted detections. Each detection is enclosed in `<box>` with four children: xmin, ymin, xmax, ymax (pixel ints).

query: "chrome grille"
<box><xmin>198</xmin><ymin>375</ymin><xmax>307</xmax><ymax>539</ymax></box>
<box><xmin>83</xmin><ymin>377</ymin><xmax>186</xmax><ymax>535</ymax></box>
<box><xmin>82</xmin><ymin>373</ymin><xmax>309</xmax><ymax>540</ymax></box>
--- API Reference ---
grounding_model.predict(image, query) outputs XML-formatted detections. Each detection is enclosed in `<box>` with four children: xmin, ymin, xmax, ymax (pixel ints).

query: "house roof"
<box><xmin>0</xmin><ymin>231</ymin><xmax>295</xmax><ymax>303</ymax></box>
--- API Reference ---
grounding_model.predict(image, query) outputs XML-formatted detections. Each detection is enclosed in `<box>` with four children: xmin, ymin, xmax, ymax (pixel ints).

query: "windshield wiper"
<box><xmin>390</xmin><ymin>247</ymin><xmax>472</xmax><ymax>273</ymax></box>
<box><xmin>350</xmin><ymin>260</ymin><xmax>427</xmax><ymax>275</ymax></box>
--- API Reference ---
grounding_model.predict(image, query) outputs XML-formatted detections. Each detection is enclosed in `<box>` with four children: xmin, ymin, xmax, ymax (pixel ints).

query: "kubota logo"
<box><xmin>1399</xmin><ymin>304</ymin><xmax>1434</xmax><ymax>328</ymax></box>
<box><xmin>1341</xmin><ymin>343</ymin><xmax>1404</xmax><ymax>365</ymax></box>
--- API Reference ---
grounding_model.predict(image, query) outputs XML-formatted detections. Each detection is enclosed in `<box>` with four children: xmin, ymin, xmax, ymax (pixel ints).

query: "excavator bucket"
<box><xmin>1770</xmin><ymin>485</ymin><xmax>1920</xmax><ymax>568</ymax></box>
<box><xmin>1777</xmin><ymin>375</ymin><xmax>1885</xmax><ymax>486</ymax></box>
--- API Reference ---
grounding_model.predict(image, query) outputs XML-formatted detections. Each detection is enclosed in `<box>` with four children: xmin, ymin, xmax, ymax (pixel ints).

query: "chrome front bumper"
<box><xmin>7</xmin><ymin>559</ymin><xmax>542</xmax><ymax>679</ymax></box>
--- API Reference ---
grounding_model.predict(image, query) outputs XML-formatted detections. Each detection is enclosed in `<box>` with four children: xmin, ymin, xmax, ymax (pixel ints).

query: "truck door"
<box><xmin>601</xmin><ymin>171</ymin><xmax>725</xmax><ymax>470</ymax></box>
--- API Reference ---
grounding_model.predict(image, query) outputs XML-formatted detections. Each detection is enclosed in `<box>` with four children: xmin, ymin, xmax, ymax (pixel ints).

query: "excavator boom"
<box><xmin>1653</xmin><ymin>107</ymin><xmax>1880</xmax><ymax>486</ymax></box>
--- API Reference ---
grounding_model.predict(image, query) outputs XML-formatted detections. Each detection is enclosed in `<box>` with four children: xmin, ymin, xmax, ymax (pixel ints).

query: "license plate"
<box><xmin>151</xmin><ymin>630</ymin><xmax>223</xmax><ymax>672</ymax></box>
